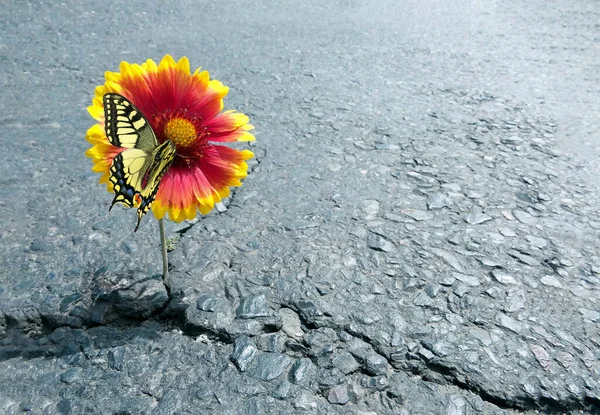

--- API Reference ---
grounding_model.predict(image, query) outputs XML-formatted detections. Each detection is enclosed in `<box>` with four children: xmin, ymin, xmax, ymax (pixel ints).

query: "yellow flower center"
<box><xmin>164</xmin><ymin>117</ymin><xmax>197</xmax><ymax>147</ymax></box>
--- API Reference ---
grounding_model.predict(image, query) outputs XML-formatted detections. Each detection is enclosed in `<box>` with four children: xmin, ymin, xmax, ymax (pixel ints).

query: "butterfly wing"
<box><xmin>134</xmin><ymin>140</ymin><xmax>177</xmax><ymax>231</ymax></box>
<box><xmin>103</xmin><ymin>93</ymin><xmax>176</xmax><ymax>231</ymax></box>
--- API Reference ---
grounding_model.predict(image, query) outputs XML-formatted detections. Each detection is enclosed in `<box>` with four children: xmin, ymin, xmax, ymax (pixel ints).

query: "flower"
<box><xmin>85</xmin><ymin>55</ymin><xmax>255</xmax><ymax>223</ymax></box>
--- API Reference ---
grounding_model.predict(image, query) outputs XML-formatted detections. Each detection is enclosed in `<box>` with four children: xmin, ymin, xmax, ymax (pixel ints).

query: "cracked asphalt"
<box><xmin>1</xmin><ymin>0</ymin><xmax>599</xmax><ymax>414</ymax></box>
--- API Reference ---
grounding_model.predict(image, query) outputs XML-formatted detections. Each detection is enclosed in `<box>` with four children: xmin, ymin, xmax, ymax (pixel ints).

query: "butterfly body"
<box><xmin>103</xmin><ymin>93</ymin><xmax>176</xmax><ymax>231</ymax></box>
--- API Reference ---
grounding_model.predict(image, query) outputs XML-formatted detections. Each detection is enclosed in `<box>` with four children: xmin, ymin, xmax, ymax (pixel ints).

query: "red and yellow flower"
<box><xmin>85</xmin><ymin>55</ymin><xmax>255</xmax><ymax>222</ymax></box>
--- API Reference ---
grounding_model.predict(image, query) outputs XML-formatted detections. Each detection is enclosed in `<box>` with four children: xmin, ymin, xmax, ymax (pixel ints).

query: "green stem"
<box><xmin>159</xmin><ymin>218</ymin><xmax>169</xmax><ymax>285</ymax></box>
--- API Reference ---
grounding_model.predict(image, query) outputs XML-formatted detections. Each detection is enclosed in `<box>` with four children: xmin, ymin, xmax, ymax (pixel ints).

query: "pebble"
<box><xmin>446</xmin><ymin>394</ymin><xmax>466</xmax><ymax>415</ymax></box>
<box><xmin>364</xmin><ymin>354</ymin><xmax>388</xmax><ymax>376</ymax></box>
<box><xmin>453</xmin><ymin>283</ymin><xmax>471</xmax><ymax>297</ymax></box>
<box><xmin>367</xmin><ymin>233</ymin><xmax>394</xmax><ymax>252</ymax></box>
<box><xmin>452</xmin><ymin>272</ymin><xmax>480</xmax><ymax>286</ymax></box>
<box><xmin>230</xmin><ymin>335</ymin><xmax>257</xmax><ymax>372</ymax></box>
<box><xmin>236</xmin><ymin>294</ymin><xmax>271</xmax><ymax>319</ymax></box>
<box><xmin>196</xmin><ymin>294</ymin><xmax>218</xmax><ymax>312</ymax></box>
<box><xmin>441</xmin><ymin>183</ymin><xmax>461</xmax><ymax>192</ymax></box>
<box><xmin>327</xmin><ymin>385</ymin><xmax>350</xmax><ymax>405</ymax></box>
<box><xmin>495</xmin><ymin>313</ymin><xmax>522</xmax><ymax>333</ymax></box>
<box><xmin>513</xmin><ymin>209</ymin><xmax>538</xmax><ymax>225</ymax></box>
<box><xmin>525</xmin><ymin>235</ymin><xmax>547</xmax><ymax>248</ymax></box>
<box><xmin>515</xmin><ymin>191</ymin><xmax>539</xmax><ymax>204</ymax></box>
<box><xmin>249</xmin><ymin>353</ymin><xmax>292</xmax><ymax>381</ymax></box>
<box><xmin>273</xmin><ymin>381</ymin><xmax>292</xmax><ymax>399</ymax></box>
<box><xmin>332</xmin><ymin>351</ymin><xmax>360</xmax><ymax>375</ymax></box>
<box><xmin>426</xmin><ymin>193</ymin><xmax>449</xmax><ymax>210</ymax></box>
<box><xmin>464</xmin><ymin>212</ymin><xmax>493</xmax><ymax>225</ymax></box>
<box><xmin>508</xmin><ymin>250</ymin><xmax>539</xmax><ymax>266</ymax></box>
<box><xmin>289</xmin><ymin>358</ymin><xmax>315</xmax><ymax>385</ymax></box>
<box><xmin>499</xmin><ymin>227</ymin><xmax>517</xmax><ymax>237</ymax></box>
<box><xmin>530</xmin><ymin>345</ymin><xmax>550</xmax><ymax>370</ymax></box>
<box><xmin>361</xmin><ymin>200</ymin><xmax>380</xmax><ymax>220</ymax></box>
<box><xmin>59</xmin><ymin>368</ymin><xmax>81</xmax><ymax>385</ymax></box>
<box><xmin>540</xmin><ymin>275</ymin><xmax>563</xmax><ymax>288</ymax></box>
<box><xmin>400</xmin><ymin>208</ymin><xmax>434</xmax><ymax>221</ymax></box>
<box><xmin>432</xmin><ymin>250</ymin><xmax>464</xmax><ymax>272</ymax></box>
<box><xmin>490</xmin><ymin>270</ymin><xmax>518</xmax><ymax>285</ymax></box>
<box><xmin>504</xmin><ymin>289</ymin><xmax>526</xmax><ymax>312</ymax></box>
<box><xmin>578</xmin><ymin>308</ymin><xmax>600</xmax><ymax>322</ymax></box>
<box><xmin>280</xmin><ymin>308</ymin><xmax>304</xmax><ymax>338</ymax></box>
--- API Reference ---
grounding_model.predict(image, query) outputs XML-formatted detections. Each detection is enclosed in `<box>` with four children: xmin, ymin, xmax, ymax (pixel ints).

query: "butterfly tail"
<box><xmin>134</xmin><ymin>214</ymin><xmax>142</xmax><ymax>232</ymax></box>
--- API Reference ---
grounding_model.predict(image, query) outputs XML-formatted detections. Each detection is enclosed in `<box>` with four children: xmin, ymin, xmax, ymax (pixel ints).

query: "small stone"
<box><xmin>478</xmin><ymin>257</ymin><xmax>503</xmax><ymax>268</ymax></box>
<box><xmin>515</xmin><ymin>191</ymin><xmax>539</xmax><ymax>204</ymax></box>
<box><xmin>361</xmin><ymin>200</ymin><xmax>380</xmax><ymax>220</ymax></box>
<box><xmin>418</xmin><ymin>347</ymin><xmax>435</xmax><ymax>361</ymax></box>
<box><xmin>525</xmin><ymin>235</ymin><xmax>547</xmax><ymax>248</ymax></box>
<box><xmin>530</xmin><ymin>344</ymin><xmax>550</xmax><ymax>370</ymax></box>
<box><xmin>540</xmin><ymin>275</ymin><xmax>563</xmax><ymax>288</ymax></box>
<box><xmin>508</xmin><ymin>250</ymin><xmax>539</xmax><ymax>266</ymax></box>
<box><xmin>442</xmin><ymin>183</ymin><xmax>461</xmax><ymax>192</ymax></box>
<box><xmin>499</xmin><ymin>227</ymin><xmax>517</xmax><ymax>237</ymax></box>
<box><xmin>579</xmin><ymin>308</ymin><xmax>600</xmax><ymax>322</ymax></box>
<box><xmin>485</xmin><ymin>286</ymin><xmax>506</xmax><ymax>299</ymax></box>
<box><xmin>490</xmin><ymin>270</ymin><xmax>518</xmax><ymax>285</ymax></box>
<box><xmin>249</xmin><ymin>353</ymin><xmax>292</xmax><ymax>381</ymax></box>
<box><xmin>236</xmin><ymin>294</ymin><xmax>271</xmax><ymax>319</ymax></box>
<box><xmin>273</xmin><ymin>381</ymin><xmax>292</xmax><ymax>399</ymax></box>
<box><xmin>246</xmin><ymin>274</ymin><xmax>276</xmax><ymax>286</ymax></box>
<box><xmin>293</xmin><ymin>392</ymin><xmax>317</xmax><ymax>410</ymax></box>
<box><xmin>453</xmin><ymin>283</ymin><xmax>471</xmax><ymax>297</ymax></box>
<box><xmin>60</xmin><ymin>368</ymin><xmax>81</xmax><ymax>385</ymax></box>
<box><xmin>230</xmin><ymin>335</ymin><xmax>257</xmax><ymax>372</ymax></box>
<box><xmin>464</xmin><ymin>212</ymin><xmax>493</xmax><ymax>225</ymax></box>
<box><xmin>445</xmin><ymin>394</ymin><xmax>466</xmax><ymax>415</ymax></box>
<box><xmin>400</xmin><ymin>208</ymin><xmax>434</xmax><ymax>221</ymax></box>
<box><xmin>295</xmin><ymin>300</ymin><xmax>323</xmax><ymax>322</ymax></box>
<box><xmin>556</xmin><ymin>352</ymin><xmax>573</xmax><ymax>369</ymax></box>
<box><xmin>439</xmin><ymin>276</ymin><xmax>455</xmax><ymax>286</ymax></box>
<box><xmin>364</xmin><ymin>354</ymin><xmax>388</xmax><ymax>376</ymax></box>
<box><xmin>452</xmin><ymin>272</ymin><xmax>480</xmax><ymax>286</ymax></box>
<box><xmin>432</xmin><ymin>250</ymin><xmax>464</xmax><ymax>272</ymax></box>
<box><xmin>495</xmin><ymin>313</ymin><xmax>522</xmax><ymax>333</ymax></box>
<box><xmin>504</xmin><ymin>289</ymin><xmax>526</xmax><ymax>312</ymax></box>
<box><xmin>513</xmin><ymin>210</ymin><xmax>538</xmax><ymax>225</ymax></box>
<box><xmin>107</xmin><ymin>346</ymin><xmax>127</xmax><ymax>371</ymax></box>
<box><xmin>289</xmin><ymin>358</ymin><xmax>315</xmax><ymax>385</ymax></box>
<box><xmin>406</xmin><ymin>171</ymin><xmax>438</xmax><ymax>186</ymax></box>
<box><xmin>426</xmin><ymin>193</ymin><xmax>449</xmax><ymax>210</ymax></box>
<box><xmin>280</xmin><ymin>308</ymin><xmax>303</xmax><ymax>338</ymax></box>
<box><xmin>367</xmin><ymin>233</ymin><xmax>394</xmax><ymax>252</ymax></box>
<box><xmin>501</xmin><ymin>135</ymin><xmax>523</xmax><ymax>145</ymax></box>
<box><xmin>570</xmin><ymin>285</ymin><xmax>592</xmax><ymax>299</ymax></box>
<box><xmin>413</xmin><ymin>291</ymin><xmax>435</xmax><ymax>307</ymax></box>
<box><xmin>424</xmin><ymin>283</ymin><xmax>440</xmax><ymax>298</ymax></box>
<box><xmin>332</xmin><ymin>351</ymin><xmax>360</xmax><ymax>375</ymax></box>
<box><xmin>196</xmin><ymin>294</ymin><xmax>218</xmax><ymax>312</ymax></box>
<box><xmin>328</xmin><ymin>385</ymin><xmax>350</xmax><ymax>405</ymax></box>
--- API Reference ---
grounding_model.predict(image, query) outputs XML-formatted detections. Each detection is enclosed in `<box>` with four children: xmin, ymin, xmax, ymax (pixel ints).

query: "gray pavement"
<box><xmin>1</xmin><ymin>0</ymin><xmax>599</xmax><ymax>414</ymax></box>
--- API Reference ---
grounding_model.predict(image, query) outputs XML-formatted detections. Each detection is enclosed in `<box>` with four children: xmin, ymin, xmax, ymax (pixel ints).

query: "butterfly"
<box><xmin>103</xmin><ymin>93</ymin><xmax>176</xmax><ymax>231</ymax></box>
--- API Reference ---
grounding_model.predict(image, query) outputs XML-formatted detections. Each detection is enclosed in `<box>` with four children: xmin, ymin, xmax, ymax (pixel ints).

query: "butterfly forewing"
<box><xmin>103</xmin><ymin>93</ymin><xmax>158</xmax><ymax>152</ymax></box>
<box><xmin>103</xmin><ymin>93</ymin><xmax>177</xmax><ymax>231</ymax></box>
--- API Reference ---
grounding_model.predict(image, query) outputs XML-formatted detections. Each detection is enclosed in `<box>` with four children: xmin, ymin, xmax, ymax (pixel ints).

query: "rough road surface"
<box><xmin>1</xmin><ymin>1</ymin><xmax>599</xmax><ymax>414</ymax></box>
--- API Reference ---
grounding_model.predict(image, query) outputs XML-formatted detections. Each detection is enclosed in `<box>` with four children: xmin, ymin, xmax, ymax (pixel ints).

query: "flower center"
<box><xmin>163</xmin><ymin>117</ymin><xmax>197</xmax><ymax>148</ymax></box>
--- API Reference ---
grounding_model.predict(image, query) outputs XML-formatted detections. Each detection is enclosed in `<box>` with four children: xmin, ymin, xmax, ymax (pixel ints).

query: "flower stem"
<box><xmin>159</xmin><ymin>218</ymin><xmax>169</xmax><ymax>286</ymax></box>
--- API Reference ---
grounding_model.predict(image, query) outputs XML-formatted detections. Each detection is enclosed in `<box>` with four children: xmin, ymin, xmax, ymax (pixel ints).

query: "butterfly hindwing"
<box><xmin>104</xmin><ymin>93</ymin><xmax>177</xmax><ymax>231</ymax></box>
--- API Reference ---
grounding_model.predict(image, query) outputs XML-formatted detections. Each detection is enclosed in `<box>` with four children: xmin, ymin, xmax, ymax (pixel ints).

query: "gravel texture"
<box><xmin>0</xmin><ymin>0</ymin><xmax>599</xmax><ymax>414</ymax></box>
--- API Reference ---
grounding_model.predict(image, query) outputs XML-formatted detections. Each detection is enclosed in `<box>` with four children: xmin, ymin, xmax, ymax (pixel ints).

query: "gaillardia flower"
<box><xmin>85</xmin><ymin>55</ymin><xmax>255</xmax><ymax>226</ymax></box>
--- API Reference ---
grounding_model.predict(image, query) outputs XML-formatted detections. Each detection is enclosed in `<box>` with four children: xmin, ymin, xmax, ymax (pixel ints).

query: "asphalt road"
<box><xmin>0</xmin><ymin>1</ymin><xmax>599</xmax><ymax>414</ymax></box>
